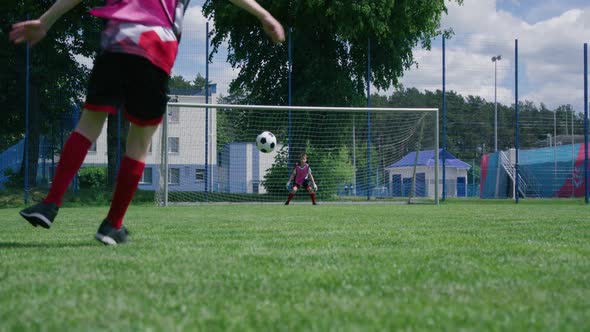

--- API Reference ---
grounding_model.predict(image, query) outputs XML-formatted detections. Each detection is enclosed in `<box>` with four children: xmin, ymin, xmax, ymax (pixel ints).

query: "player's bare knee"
<box><xmin>76</xmin><ymin>110</ymin><xmax>107</xmax><ymax>141</ymax></box>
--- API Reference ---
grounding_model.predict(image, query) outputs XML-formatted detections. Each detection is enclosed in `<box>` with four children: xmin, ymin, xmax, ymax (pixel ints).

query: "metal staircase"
<box><xmin>499</xmin><ymin>151</ymin><xmax>538</xmax><ymax>198</ymax></box>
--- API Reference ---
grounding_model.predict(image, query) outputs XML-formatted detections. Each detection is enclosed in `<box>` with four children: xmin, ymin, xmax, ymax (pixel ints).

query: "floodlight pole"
<box><xmin>514</xmin><ymin>41</ymin><xmax>519</xmax><ymax>204</ymax></box>
<box><xmin>492</xmin><ymin>55</ymin><xmax>502</xmax><ymax>152</ymax></box>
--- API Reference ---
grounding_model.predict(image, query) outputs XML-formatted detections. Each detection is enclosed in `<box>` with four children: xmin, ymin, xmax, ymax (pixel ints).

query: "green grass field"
<box><xmin>1</xmin><ymin>200</ymin><xmax>589</xmax><ymax>331</ymax></box>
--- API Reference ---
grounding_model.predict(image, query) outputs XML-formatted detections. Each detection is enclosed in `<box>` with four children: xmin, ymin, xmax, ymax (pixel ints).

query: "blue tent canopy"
<box><xmin>385</xmin><ymin>149</ymin><xmax>471</xmax><ymax>169</ymax></box>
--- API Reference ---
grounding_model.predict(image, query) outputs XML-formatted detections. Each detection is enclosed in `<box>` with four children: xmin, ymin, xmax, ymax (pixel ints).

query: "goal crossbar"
<box><xmin>168</xmin><ymin>102</ymin><xmax>438</xmax><ymax>114</ymax></box>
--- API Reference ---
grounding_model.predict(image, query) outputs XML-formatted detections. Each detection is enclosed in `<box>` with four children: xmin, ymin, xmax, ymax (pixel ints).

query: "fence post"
<box><xmin>584</xmin><ymin>43</ymin><xmax>588</xmax><ymax>204</ymax></box>
<box><xmin>367</xmin><ymin>37</ymin><xmax>371</xmax><ymax>200</ymax></box>
<box><xmin>288</xmin><ymin>27</ymin><xmax>293</xmax><ymax>169</ymax></box>
<box><xmin>24</xmin><ymin>23</ymin><xmax>30</xmax><ymax>205</ymax></box>
<box><xmin>442</xmin><ymin>36</ymin><xmax>447</xmax><ymax>201</ymax></box>
<box><xmin>205</xmin><ymin>21</ymin><xmax>210</xmax><ymax>201</ymax></box>
<box><xmin>72</xmin><ymin>105</ymin><xmax>80</xmax><ymax>193</ymax></box>
<box><xmin>514</xmin><ymin>39</ymin><xmax>519</xmax><ymax>204</ymax></box>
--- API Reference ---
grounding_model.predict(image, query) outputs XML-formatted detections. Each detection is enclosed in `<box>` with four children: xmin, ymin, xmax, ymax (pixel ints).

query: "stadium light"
<box><xmin>492</xmin><ymin>55</ymin><xmax>502</xmax><ymax>152</ymax></box>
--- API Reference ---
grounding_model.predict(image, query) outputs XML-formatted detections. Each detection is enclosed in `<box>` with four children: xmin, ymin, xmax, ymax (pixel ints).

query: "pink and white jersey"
<box><xmin>89</xmin><ymin>0</ymin><xmax>191</xmax><ymax>74</ymax></box>
<box><xmin>294</xmin><ymin>163</ymin><xmax>311</xmax><ymax>185</ymax></box>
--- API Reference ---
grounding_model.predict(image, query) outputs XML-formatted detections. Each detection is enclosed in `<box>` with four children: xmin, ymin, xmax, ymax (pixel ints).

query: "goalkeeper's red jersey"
<box><xmin>294</xmin><ymin>163</ymin><xmax>311</xmax><ymax>185</ymax></box>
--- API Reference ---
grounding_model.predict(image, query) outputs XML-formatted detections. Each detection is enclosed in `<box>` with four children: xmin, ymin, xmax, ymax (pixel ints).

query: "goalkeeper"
<box><xmin>285</xmin><ymin>152</ymin><xmax>318</xmax><ymax>205</ymax></box>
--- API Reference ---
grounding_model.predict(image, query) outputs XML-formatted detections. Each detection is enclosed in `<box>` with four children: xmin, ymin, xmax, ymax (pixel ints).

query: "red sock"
<box><xmin>44</xmin><ymin>131</ymin><xmax>92</xmax><ymax>207</ymax></box>
<box><xmin>106</xmin><ymin>156</ymin><xmax>145</xmax><ymax>229</ymax></box>
<box><xmin>310</xmin><ymin>192</ymin><xmax>316</xmax><ymax>204</ymax></box>
<box><xmin>287</xmin><ymin>192</ymin><xmax>295</xmax><ymax>203</ymax></box>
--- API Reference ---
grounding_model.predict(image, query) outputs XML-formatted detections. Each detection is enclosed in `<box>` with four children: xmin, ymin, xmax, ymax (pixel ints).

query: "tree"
<box><xmin>1</xmin><ymin>0</ymin><xmax>102</xmax><ymax>187</ymax></box>
<box><xmin>193</xmin><ymin>73</ymin><xmax>208</xmax><ymax>91</ymax></box>
<box><xmin>169</xmin><ymin>75</ymin><xmax>194</xmax><ymax>90</ymax></box>
<box><xmin>203</xmin><ymin>0</ymin><xmax>462</xmax><ymax>107</ymax></box>
<box><xmin>169</xmin><ymin>73</ymin><xmax>212</xmax><ymax>93</ymax></box>
<box><xmin>204</xmin><ymin>0</ymin><xmax>462</xmax><ymax>182</ymax></box>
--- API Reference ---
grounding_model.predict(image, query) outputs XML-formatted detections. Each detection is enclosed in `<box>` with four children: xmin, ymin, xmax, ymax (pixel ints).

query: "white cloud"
<box><xmin>180</xmin><ymin>4</ymin><xmax>208</xmax><ymax>43</ymax></box>
<box><xmin>399</xmin><ymin>0</ymin><xmax>590</xmax><ymax>112</ymax></box>
<box><xmin>174</xmin><ymin>0</ymin><xmax>589</xmax><ymax>111</ymax></box>
<box><xmin>172</xmin><ymin>3</ymin><xmax>240</xmax><ymax>98</ymax></box>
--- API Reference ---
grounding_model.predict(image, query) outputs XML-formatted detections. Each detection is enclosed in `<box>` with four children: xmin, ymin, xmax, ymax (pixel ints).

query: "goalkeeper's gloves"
<box><xmin>313</xmin><ymin>183</ymin><xmax>318</xmax><ymax>191</ymax></box>
<box><xmin>286</xmin><ymin>182</ymin><xmax>291</xmax><ymax>190</ymax></box>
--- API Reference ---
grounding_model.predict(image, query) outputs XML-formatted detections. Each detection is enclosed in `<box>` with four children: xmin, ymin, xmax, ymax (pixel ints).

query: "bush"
<box><xmin>2</xmin><ymin>168</ymin><xmax>24</xmax><ymax>189</ymax></box>
<box><xmin>78</xmin><ymin>167</ymin><xmax>107</xmax><ymax>189</ymax></box>
<box><xmin>262</xmin><ymin>144</ymin><xmax>354</xmax><ymax>198</ymax></box>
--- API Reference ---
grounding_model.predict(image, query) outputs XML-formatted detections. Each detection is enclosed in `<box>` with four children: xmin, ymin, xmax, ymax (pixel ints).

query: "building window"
<box><xmin>168</xmin><ymin>107</ymin><xmax>179</xmax><ymax>123</ymax></box>
<box><xmin>140</xmin><ymin>167</ymin><xmax>153</xmax><ymax>184</ymax></box>
<box><xmin>169</xmin><ymin>168</ymin><xmax>180</xmax><ymax>185</ymax></box>
<box><xmin>89</xmin><ymin>142</ymin><xmax>97</xmax><ymax>153</ymax></box>
<box><xmin>168</xmin><ymin>137</ymin><xmax>179</xmax><ymax>153</ymax></box>
<box><xmin>252</xmin><ymin>180</ymin><xmax>259</xmax><ymax>194</ymax></box>
<box><xmin>195</xmin><ymin>169</ymin><xmax>205</xmax><ymax>182</ymax></box>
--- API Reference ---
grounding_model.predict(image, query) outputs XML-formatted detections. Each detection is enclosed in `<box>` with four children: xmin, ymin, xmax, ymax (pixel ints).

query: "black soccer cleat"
<box><xmin>19</xmin><ymin>202</ymin><xmax>59</xmax><ymax>229</ymax></box>
<box><xmin>95</xmin><ymin>219</ymin><xmax>130</xmax><ymax>246</ymax></box>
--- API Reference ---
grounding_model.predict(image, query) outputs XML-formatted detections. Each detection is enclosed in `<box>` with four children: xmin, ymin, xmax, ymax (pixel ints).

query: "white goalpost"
<box><xmin>153</xmin><ymin>102</ymin><xmax>439</xmax><ymax>205</ymax></box>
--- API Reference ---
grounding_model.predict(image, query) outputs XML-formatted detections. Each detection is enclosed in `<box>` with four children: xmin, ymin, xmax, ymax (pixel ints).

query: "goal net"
<box><xmin>153</xmin><ymin>102</ymin><xmax>439</xmax><ymax>205</ymax></box>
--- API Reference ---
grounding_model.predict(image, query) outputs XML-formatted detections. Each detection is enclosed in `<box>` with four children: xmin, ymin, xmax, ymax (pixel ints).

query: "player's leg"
<box><xmin>20</xmin><ymin>53</ymin><xmax>120</xmax><ymax>229</ymax></box>
<box><xmin>285</xmin><ymin>184</ymin><xmax>299</xmax><ymax>205</ymax></box>
<box><xmin>44</xmin><ymin>109</ymin><xmax>108</xmax><ymax>204</ymax></box>
<box><xmin>306</xmin><ymin>185</ymin><xmax>317</xmax><ymax>205</ymax></box>
<box><xmin>19</xmin><ymin>111</ymin><xmax>108</xmax><ymax>228</ymax></box>
<box><xmin>96</xmin><ymin>54</ymin><xmax>167</xmax><ymax>245</ymax></box>
<box><xmin>97</xmin><ymin>125</ymin><xmax>158</xmax><ymax>245</ymax></box>
<box><xmin>104</xmin><ymin>123</ymin><xmax>157</xmax><ymax>229</ymax></box>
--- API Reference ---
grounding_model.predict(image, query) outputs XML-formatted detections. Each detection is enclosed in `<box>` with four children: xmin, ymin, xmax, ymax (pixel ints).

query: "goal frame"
<box><xmin>159</xmin><ymin>102</ymin><xmax>439</xmax><ymax>206</ymax></box>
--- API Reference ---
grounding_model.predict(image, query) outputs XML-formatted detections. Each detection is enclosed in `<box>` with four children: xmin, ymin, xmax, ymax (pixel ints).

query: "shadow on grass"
<box><xmin>0</xmin><ymin>241</ymin><xmax>100</xmax><ymax>249</ymax></box>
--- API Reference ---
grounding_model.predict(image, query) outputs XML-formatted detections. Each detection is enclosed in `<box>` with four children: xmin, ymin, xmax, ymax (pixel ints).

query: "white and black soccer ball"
<box><xmin>256</xmin><ymin>131</ymin><xmax>277</xmax><ymax>153</ymax></box>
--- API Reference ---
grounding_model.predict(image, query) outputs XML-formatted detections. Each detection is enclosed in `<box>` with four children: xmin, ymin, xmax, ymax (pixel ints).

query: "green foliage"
<box><xmin>2</xmin><ymin>1</ymin><xmax>103</xmax><ymax>186</ymax></box>
<box><xmin>350</xmin><ymin>142</ymin><xmax>381</xmax><ymax>191</ymax></box>
<box><xmin>2</xmin><ymin>169</ymin><xmax>24</xmax><ymax>189</ymax></box>
<box><xmin>203</xmin><ymin>0</ymin><xmax>462</xmax><ymax>106</ymax></box>
<box><xmin>312</xmin><ymin>145</ymin><xmax>355</xmax><ymax>199</ymax></box>
<box><xmin>169</xmin><ymin>75</ymin><xmax>194</xmax><ymax>90</ymax></box>
<box><xmin>169</xmin><ymin>74</ymin><xmax>212</xmax><ymax>93</ymax></box>
<box><xmin>373</xmin><ymin>86</ymin><xmax>586</xmax><ymax>161</ymax></box>
<box><xmin>262</xmin><ymin>144</ymin><xmax>354</xmax><ymax>198</ymax></box>
<box><xmin>78</xmin><ymin>167</ymin><xmax>107</xmax><ymax>190</ymax></box>
<box><xmin>1</xmin><ymin>1</ymin><xmax>102</xmax><ymax>139</ymax></box>
<box><xmin>262</xmin><ymin>146</ymin><xmax>290</xmax><ymax>195</ymax></box>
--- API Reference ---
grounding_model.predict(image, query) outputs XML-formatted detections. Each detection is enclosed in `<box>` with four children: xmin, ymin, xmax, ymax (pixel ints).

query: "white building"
<box><xmin>384</xmin><ymin>149</ymin><xmax>471</xmax><ymax>198</ymax></box>
<box><xmin>80</xmin><ymin>87</ymin><xmax>280</xmax><ymax>194</ymax></box>
<box><xmin>82</xmin><ymin>90</ymin><xmax>217</xmax><ymax>192</ymax></box>
<box><xmin>218</xmin><ymin>142</ymin><xmax>282</xmax><ymax>194</ymax></box>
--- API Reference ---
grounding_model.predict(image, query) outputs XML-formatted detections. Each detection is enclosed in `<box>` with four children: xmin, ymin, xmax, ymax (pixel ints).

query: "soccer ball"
<box><xmin>256</xmin><ymin>131</ymin><xmax>277</xmax><ymax>153</ymax></box>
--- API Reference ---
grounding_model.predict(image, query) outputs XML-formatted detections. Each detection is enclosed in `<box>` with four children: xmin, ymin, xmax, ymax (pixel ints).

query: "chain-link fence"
<box><xmin>2</xmin><ymin>9</ymin><xmax>588</xmax><ymax>205</ymax></box>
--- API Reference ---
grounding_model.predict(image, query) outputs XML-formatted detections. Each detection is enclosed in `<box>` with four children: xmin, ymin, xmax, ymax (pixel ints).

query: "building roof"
<box><xmin>169</xmin><ymin>84</ymin><xmax>217</xmax><ymax>97</ymax></box>
<box><xmin>385</xmin><ymin>149</ymin><xmax>471</xmax><ymax>169</ymax></box>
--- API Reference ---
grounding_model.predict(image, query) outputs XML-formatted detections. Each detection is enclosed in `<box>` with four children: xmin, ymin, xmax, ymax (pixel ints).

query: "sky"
<box><xmin>172</xmin><ymin>0</ymin><xmax>589</xmax><ymax>112</ymax></box>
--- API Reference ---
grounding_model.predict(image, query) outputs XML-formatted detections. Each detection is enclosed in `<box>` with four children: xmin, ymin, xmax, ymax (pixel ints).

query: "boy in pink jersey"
<box><xmin>285</xmin><ymin>153</ymin><xmax>318</xmax><ymax>205</ymax></box>
<box><xmin>10</xmin><ymin>0</ymin><xmax>284</xmax><ymax>245</ymax></box>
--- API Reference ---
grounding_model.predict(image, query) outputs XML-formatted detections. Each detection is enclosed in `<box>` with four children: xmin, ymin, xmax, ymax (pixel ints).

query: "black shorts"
<box><xmin>84</xmin><ymin>52</ymin><xmax>169</xmax><ymax>126</ymax></box>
